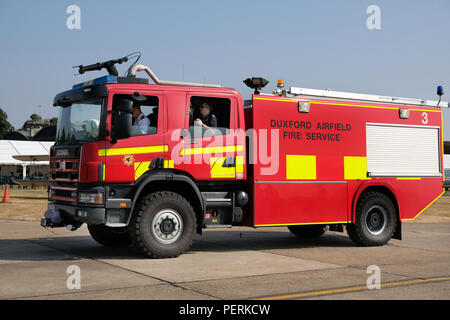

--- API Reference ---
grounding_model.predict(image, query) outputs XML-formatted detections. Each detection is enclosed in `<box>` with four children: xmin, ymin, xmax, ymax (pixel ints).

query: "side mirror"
<box><xmin>114</xmin><ymin>99</ymin><xmax>133</xmax><ymax>112</ymax></box>
<box><xmin>113</xmin><ymin>111</ymin><xmax>132</xmax><ymax>141</ymax></box>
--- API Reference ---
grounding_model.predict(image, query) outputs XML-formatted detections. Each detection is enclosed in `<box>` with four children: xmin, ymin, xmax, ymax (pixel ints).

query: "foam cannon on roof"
<box><xmin>73</xmin><ymin>52</ymin><xmax>221</xmax><ymax>88</ymax></box>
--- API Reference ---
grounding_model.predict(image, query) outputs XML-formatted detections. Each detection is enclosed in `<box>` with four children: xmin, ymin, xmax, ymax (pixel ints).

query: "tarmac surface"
<box><xmin>0</xmin><ymin>219</ymin><xmax>449</xmax><ymax>300</ymax></box>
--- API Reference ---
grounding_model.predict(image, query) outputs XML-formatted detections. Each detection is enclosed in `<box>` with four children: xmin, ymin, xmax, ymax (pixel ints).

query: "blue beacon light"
<box><xmin>72</xmin><ymin>75</ymin><xmax>118</xmax><ymax>89</ymax></box>
<box><xmin>436</xmin><ymin>85</ymin><xmax>444</xmax><ymax>107</ymax></box>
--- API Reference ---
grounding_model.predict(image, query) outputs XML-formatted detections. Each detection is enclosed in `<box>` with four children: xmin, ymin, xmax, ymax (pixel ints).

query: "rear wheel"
<box><xmin>347</xmin><ymin>191</ymin><xmax>397</xmax><ymax>246</ymax></box>
<box><xmin>129</xmin><ymin>191</ymin><xmax>196</xmax><ymax>258</ymax></box>
<box><xmin>288</xmin><ymin>225</ymin><xmax>327</xmax><ymax>239</ymax></box>
<box><xmin>87</xmin><ymin>224</ymin><xmax>131</xmax><ymax>247</ymax></box>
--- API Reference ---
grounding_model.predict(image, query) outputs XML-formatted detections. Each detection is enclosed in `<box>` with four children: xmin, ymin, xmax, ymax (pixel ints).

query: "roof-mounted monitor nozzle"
<box><xmin>73</xmin><ymin>52</ymin><xmax>142</xmax><ymax>77</ymax></box>
<box><xmin>73</xmin><ymin>56</ymin><xmax>129</xmax><ymax>76</ymax></box>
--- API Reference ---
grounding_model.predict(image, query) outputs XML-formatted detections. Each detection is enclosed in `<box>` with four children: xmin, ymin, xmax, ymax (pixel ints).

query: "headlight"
<box><xmin>77</xmin><ymin>192</ymin><xmax>103</xmax><ymax>205</ymax></box>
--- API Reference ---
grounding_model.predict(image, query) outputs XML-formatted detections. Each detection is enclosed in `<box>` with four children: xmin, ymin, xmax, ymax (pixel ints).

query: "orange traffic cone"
<box><xmin>2</xmin><ymin>185</ymin><xmax>10</xmax><ymax>203</ymax></box>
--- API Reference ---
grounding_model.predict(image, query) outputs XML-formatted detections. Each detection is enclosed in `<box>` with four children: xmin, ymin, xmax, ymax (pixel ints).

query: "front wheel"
<box><xmin>129</xmin><ymin>191</ymin><xmax>196</xmax><ymax>258</ymax></box>
<box><xmin>347</xmin><ymin>191</ymin><xmax>397</xmax><ymax>246</ymax></box>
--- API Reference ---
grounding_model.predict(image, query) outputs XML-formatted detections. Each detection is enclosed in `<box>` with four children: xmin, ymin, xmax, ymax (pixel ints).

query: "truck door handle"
<box><xmin>188</xmin><ymin>140</ymin><xmax>199</xmax><ymax>145</ymax></box>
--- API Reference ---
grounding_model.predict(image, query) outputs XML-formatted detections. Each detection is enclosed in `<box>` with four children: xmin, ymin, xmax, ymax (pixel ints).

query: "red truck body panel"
<box><xmin>245</xmin><ymin>95</ymin><xmax>444</xmax><ymax>226</ymax></box>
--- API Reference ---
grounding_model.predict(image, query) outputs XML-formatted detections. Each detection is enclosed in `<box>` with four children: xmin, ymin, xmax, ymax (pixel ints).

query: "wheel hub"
<box><xmin>365</xmin><ymin>205</ymin><xmax>387</xmax><ymax>236</ymax></box>
<box><xmin>152</xmin><ymin>209</ymin><xmax>183</xmax><ymax>244</ymax></box>
<box><xmin>160</xmin><ymin>219</ymin><xmax>175</xmax><ymax>235</ymax></box>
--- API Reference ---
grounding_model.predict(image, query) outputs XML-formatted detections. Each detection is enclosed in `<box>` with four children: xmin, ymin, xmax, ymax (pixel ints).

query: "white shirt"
<box><xmin>131</xmin><ymin>113</ymin><xmax>151</xmax><ymax>136</ymax></box>
<box><xmin>133</xmin><ymin>113</ymin><xmax>150</xmax><ymax>127</ymax></box>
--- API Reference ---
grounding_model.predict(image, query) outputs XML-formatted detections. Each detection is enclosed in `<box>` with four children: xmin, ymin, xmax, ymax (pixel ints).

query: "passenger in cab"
<box><xmin>131</xmin><ymin>104</ymin><xmax>150</xmax><ymax>127</ymax></box>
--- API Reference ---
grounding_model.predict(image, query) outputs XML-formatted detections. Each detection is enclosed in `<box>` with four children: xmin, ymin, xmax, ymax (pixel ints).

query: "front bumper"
<box><xmin>41</xmin><ymin>203</ymin><xmax>106</xmax><ymax>227</ymax></box>
<box><xmin>43</xmin><ymin>183</ymin><xmax>133</xmax><ymax>228</ymax></box>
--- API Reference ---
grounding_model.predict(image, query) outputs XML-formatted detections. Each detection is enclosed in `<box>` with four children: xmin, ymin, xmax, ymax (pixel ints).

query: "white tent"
<box><xmin>0</xmin><ymin>140</ymin><xmax>54</xmax><ymax>181</ymax></box>
<box><xmin>0</xmin><ymin>140</ymin><xmax>54</xmax><ymax>165</ymax></box>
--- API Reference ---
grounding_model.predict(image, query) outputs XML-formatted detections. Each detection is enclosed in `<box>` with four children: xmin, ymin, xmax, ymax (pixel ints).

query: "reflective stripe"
<box><xmin>210</xmin><ymin>157</ymin><xmax>235</xmax><ymax>178</ymax></box>
<box><xmin>133</xmin><ymin>160</ymin><xmax>174</xmax><ymax>180</ymax></box>
<box><xmin>255</xmin><ymin>221</ymin><xmax>350</xmax><ymax>227</ymax></box>
<box><xmin>236</xmin><ymin>156</ymin><xmax>244</xmax><ymax>173</ymax></box>
<box><xmin>253</xmin><ymin>97</ymin><xmax>442</xmax><ymax>112</ymax></box>
<box><xmin>134</xmin><ymin>161</ymin><xmax>151</xmax><ymax>180</ymax></box>
<box><xmin>344</xmin><ymin>156</ymin><xmax>371</xmax><ymax>180</ymax></box>
<box><xmin>255</xmin><ymin>181</ymin><xmax>347</xmax><ymax>184</ymax></box>
<box><xmin>402</xmin><ymin>190</ymin><xmax>445</xmax><ymax>221</ymax></box>
<box><xmin>286</xmin><ymin>155</ymin><xmax>316</xmax><ymax>180</ymax></box>
<box><xmin>253</xmin><ymin>97</ymin><xmax>297</xmax><ymax>103</ymax></box>
<box><xmin>313</xmin><ymin>101</ymin><xmax>440</xmax><ymax>112</ymax></box>
<box><xmin>98</xmin><ymin>145</ymin><xmax>168</xmax><ymax>156</ymax></box>
<box><xmin>181</xmin><ymin>145</ymin><xmax>243</xmax><ymax>156</ymax></box>
<box><xmin>164</xmin><ymin>160</ymin><xmax>174</xmax><ymax>168</ymax></box>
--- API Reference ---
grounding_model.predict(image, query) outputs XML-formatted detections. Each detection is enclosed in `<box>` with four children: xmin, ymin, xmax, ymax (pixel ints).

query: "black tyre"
<box><xmin>129</xmin><ymin>191</ymin><xmax>196</xmax><ymax>258</ymax></box>
<box><xmin>87</xmin><ymin>224</ymin><xmax>131</xmax><ymax>247</ymax></box>
<box><xmin>347</xmin><ymin>191</ymin><xmax>397</xmax><ymax>246</ymax></box>
<box><xmin>288</xmin><ymin>225</ymin><xmax>326</xmax><ymax>239</ymax></box>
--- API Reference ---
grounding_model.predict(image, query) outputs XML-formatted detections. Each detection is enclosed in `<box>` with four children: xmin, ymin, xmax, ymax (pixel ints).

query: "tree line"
<box><xmin>0</xmin><ymin>107</ymin><xmax>57</xmax><ymax>138</ymax></box>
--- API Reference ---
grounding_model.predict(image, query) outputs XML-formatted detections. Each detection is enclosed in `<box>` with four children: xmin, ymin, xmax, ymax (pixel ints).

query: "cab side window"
<box><xmin>189</xmin><ymin>96</ymin><xmax>231</xmax><ymax>138</ymax></box>
<box><xmin>112</xmin><ymin>94</ymin><xmax>159</xmax><ymax>137</ymax></box>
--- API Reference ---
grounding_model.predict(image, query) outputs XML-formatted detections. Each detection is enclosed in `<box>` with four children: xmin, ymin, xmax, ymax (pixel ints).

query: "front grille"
<box><xmin>50</xmin><ymin>159</ymin><xmax>80</xmax><ymax>182</ymax></box>
<box><xmin>50</xmin><ymin>185</ymin><xmax>77</xmax><ymax>203</ymax></box>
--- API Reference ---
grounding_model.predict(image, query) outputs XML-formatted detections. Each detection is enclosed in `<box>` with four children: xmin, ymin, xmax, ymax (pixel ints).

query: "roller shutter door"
<box><xmin>366</xmin><ymin>123</ymin><xmax>441</xmax><ymax>177</ymax></box>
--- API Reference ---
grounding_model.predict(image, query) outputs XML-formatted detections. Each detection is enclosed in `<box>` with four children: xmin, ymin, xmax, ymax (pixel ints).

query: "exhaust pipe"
<box><xmin>128</xmin><ymin>64</ymin><xmax>222</xmax><ymax>88</ymax></box>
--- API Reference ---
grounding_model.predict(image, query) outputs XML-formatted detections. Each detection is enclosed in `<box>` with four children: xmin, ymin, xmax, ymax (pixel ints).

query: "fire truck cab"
<box><xmin>42</xmin><ymin>59</ymin><xmax>448</xmax><ymax>258</ymax></box>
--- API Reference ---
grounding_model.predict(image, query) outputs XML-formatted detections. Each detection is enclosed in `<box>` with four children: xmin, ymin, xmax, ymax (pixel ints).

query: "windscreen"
<box><xmin>55</xmin><ymin>99</ymin><xmax>103</xmax><ymax>145</ymax></box>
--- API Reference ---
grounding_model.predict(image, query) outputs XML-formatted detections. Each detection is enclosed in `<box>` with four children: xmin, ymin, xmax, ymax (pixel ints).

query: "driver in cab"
<box><xmin>194</xmin><ymin>102</ymin><xmax>217</xmax><ymax>129</ymax></box>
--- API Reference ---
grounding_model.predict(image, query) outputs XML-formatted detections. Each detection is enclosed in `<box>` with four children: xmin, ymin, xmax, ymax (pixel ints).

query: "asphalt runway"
<box><xmin>0</xmin><ymin>219</ymin><xmax>449</xmax><ymax>300</ymax></box>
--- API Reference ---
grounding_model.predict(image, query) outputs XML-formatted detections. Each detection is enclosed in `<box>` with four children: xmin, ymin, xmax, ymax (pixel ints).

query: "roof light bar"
<box><xmin>72</xmin><ymin>75</ymin><xmax>118</xmax><ymax>89</ymax></box>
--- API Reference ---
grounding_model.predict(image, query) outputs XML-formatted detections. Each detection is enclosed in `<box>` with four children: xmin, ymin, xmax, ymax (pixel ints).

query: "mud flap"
<box><xmin>393</xmin><ymin>220</ymin><xmax>402</xmax><ymax>240</ymax></box>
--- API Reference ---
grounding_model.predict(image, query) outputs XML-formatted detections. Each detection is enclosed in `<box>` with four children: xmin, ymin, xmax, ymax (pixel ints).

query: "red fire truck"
<box><xmin>41</xmin><ymin>55</ymin><xmax>448</xmax><ymax>258</ymax></box>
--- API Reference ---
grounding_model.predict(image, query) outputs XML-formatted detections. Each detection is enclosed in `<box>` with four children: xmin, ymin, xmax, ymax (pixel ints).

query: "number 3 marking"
<box><xmin>422</xmin><ymin>112</ymin><xmax>428</xmax><ymax>125</ymax></box>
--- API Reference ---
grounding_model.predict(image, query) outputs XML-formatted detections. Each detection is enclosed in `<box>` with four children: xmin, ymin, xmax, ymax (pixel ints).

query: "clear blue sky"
<box><xmin>1</xmin><ymin>0</ymin><xmax>449</xmax><ymax>138</ymax></box>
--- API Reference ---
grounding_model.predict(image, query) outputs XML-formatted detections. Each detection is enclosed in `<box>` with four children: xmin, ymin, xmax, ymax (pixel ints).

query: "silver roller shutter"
<box><xmin>366</xmin><ymin>123</ymin><xmax>441</xmax><ymax>177</ymax></box>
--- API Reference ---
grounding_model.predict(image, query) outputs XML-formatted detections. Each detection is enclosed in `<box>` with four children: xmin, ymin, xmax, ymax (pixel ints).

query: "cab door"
<box><xmin>183</xmin><ymin>93</ymin><xmax>243</xmax><ymax>181</ymax></box>
<box><xmin>104</xmin><ymin>89</ymin><xmax>165</xmax><ymax>184</ymax></box>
